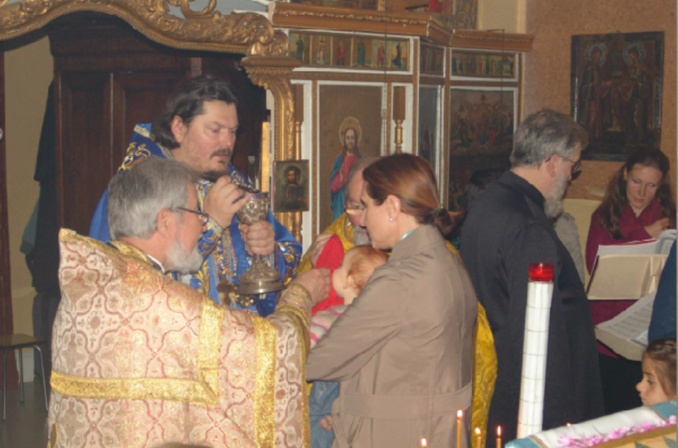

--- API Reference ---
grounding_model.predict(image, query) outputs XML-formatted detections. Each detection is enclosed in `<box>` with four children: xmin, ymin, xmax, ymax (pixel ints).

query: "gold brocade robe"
<box><xmin>48</xmin><ymin>229</ymin><xmax>312</xmax><ymax>448</ymax></box>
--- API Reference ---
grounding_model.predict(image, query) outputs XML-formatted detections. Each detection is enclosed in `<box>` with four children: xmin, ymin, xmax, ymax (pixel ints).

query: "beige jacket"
<box><xmin>307</xmin><ymin>225</ymin><xmax>477</xmax><ymax>448</ymax></box>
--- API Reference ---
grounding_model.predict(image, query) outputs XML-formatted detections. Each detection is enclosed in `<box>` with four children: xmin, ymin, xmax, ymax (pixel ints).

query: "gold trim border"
<box><xmin>51</xmin><ymin>296</ymin><xmax>223</xmax><ymax>405</ymax></box>
<box><xmin>252</xmin><ymin>316</ymin><xmax>277</xmax><ymax>448</ymax></box>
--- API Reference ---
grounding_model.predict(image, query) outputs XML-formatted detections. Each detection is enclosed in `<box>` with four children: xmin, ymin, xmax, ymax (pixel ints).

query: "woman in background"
<box><xmin>585</xmin><ymin>147</ymin><xmax>675</xmax><ymax>415</ymax></box>
<box><xmin>307</xmin><ymin>154</ymin><xmax>477</xmax><ymax>448</ymax></box>
<box><xmin>586</xmin><ymin>147</ymin><xmax>675</xmax><ymax>272</ymax></box>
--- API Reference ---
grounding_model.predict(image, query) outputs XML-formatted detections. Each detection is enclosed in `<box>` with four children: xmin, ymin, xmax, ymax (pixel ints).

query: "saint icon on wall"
<box><xmin>274</xmin><ymin>160</ymin><xmax>309</xmax><ymax>213</ymax></box>
<box><xmin>571</xmin><ymin>32</ymin><xmax>663</xmax><ymax>160</ymax></box>
<box><xmin>330</xmin><ymin>117</ymin><xmax>362</xmax><ymax>220</ymax></box>
<box><xmin>318</xmin><ymin>85</ymin><xmax>382</xmax><ymax>231</ymax></box>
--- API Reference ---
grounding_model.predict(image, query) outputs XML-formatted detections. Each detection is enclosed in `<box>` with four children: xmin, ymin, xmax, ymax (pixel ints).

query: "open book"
<box><xmin>594</xmin><ymin>293</ymin><xmax>655</xmax><ymax>361</ymax></box>
<box><xmin>586</xmin><ymin>229</ymin><xmax>675</xmax><ymax>300</ymax></box>
<box><xmin>594</xmin><ymin>229</ymin><xmax>676</xmax><ymax>257</ymax></box>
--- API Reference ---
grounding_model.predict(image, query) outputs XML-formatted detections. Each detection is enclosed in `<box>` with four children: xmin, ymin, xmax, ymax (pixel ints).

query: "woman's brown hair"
<box><xmin>363</xmin><ymin>154</ymin><xmax>453</xmax><ymax>235</ymax></box>
<box><xmin>596</xmin><ymin>148</ymin><xmax>675</xmax><ymax>238</ymax></box>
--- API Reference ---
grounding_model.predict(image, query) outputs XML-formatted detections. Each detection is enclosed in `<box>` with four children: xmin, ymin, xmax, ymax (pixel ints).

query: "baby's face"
<box><xmin>636</xmin><ymin>357</ymin><xmax>670</xmax><ymax>406</ymax></box>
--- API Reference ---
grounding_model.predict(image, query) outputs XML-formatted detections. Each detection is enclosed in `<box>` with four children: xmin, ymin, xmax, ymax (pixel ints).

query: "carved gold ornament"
<box><xmin>0</xmin><ymin>0</ymin><xmax>288</xmax><ymax>57</ymax></box>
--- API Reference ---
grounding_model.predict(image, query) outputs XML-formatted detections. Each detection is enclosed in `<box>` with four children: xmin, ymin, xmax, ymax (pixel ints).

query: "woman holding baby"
<box><xmin>307</xmin><ymin>154</ymin><xmax>478</xmax><ymax>448</ymax></box>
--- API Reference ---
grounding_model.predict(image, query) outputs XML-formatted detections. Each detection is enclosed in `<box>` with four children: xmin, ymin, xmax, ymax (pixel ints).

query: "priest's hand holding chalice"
<box><xmin>203</xmin><ymin>176</ymin><xmax>282</xmax><ymax>308</ymax></box>
<box><xmin>235</xmin><ymin>190</ymin><xmax>284</xmax><ymax>299</ymax></box>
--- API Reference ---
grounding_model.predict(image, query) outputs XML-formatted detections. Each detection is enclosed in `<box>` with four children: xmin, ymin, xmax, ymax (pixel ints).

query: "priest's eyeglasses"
<box><xmin>559</xmin><ymin>154</ymin><xmax>582</xmax><ymax>180</ymax></box>
<box><xmin>345</xmin><ymin>203</ymin><xmax>365</xmax><ymax>215</ymax></box>
<box><xmin>176</xmin><ymin>207</ymin><xmax>210</xmax><ymax>225</ymax></box>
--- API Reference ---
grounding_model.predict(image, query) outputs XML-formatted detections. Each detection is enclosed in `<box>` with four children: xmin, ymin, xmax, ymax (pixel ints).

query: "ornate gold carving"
<box><xmin>242</xmin><ymin>56</ymin><xmax>302</xmax><ymax>240</ymax></box>
<box><xmin>292</xmin><ymin>71</ymin><xmax>412</xmax><ymax>83</ymax></box>
<box><xmin>0</xmin><ymin>0</ymin><xmax>287</xmax><ymax>57</ymax></box>
<box><xmin>273</xmin><ymin>3</ymin><xmax>533</xmax><ymax>52</ymax></box>
<box><xmin>312</xmin><ymin>80</ymin><xmax>319</xmax><ymax>238</ymax></box>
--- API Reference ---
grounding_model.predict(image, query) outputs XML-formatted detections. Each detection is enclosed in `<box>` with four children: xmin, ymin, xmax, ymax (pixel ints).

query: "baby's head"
<box><xmin>332</xmin><ymin>245</ymin><xmax>388</xmax><ymax>304</ymax></box>
<box><xmin>637</xmin><ymin>338</ymin><xmax>676</xmax><ymax>406</ymax></box>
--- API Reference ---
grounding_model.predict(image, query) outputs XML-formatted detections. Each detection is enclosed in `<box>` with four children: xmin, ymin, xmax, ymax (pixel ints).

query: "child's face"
<box><xmin>332</xmin><ymin>252</ymin><xmax>354</xmax><ymax>300</ymax></box>
<box><xmin>636</xmin><ymin>356</ymin><xmax>671</xmax><ymax>406</ymax></box>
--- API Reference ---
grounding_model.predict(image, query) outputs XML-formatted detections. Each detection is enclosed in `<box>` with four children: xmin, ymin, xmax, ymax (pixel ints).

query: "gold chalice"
<box><xmin>234</xmin><ymin>192</ymin><xmax>284</xmax><ymax>301</ymax></box>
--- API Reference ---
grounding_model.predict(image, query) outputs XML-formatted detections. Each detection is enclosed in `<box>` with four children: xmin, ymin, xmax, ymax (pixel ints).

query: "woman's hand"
<box><xmin>645</xmin><ymin>217</ymin><xmax>669</xmax><ymax>238</ymax></box>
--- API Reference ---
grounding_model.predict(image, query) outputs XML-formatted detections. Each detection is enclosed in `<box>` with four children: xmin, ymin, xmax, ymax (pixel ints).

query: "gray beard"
<box><xmin>544</xmin><ymin>173</ymin><xmax>569</xmax><ymax>219</ymax></box>
<box><xmin>353</xmin><ymin>225</ymin><xmax>371</xmax><ymax>246</ymax></box>
<box><xmin>166</xmin><ymin>239</ymin><xmax>204</xmax><ymax>274</ymax></box>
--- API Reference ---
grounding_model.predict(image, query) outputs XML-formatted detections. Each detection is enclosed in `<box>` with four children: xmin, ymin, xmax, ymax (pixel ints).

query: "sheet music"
<box><xmin>595</xmin><ymin>293</ymin><xmax>655</xmax><ymax>359</ymax></box>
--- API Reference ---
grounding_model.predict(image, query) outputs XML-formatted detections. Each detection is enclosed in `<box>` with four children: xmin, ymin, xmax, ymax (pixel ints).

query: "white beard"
<box><xmin>544</xmin><ymin>171</ymin><xmax>569</xmax><ymax>219</ymax></box>
<box><xmin>166</xmin><ymin>239</ymin><xmax>204</xmax><ymax>274</ymax></box>
<box><xmin>353</xmin><ymin>225</ymin><xmax>371</xmax><ymax>246</ymax></box>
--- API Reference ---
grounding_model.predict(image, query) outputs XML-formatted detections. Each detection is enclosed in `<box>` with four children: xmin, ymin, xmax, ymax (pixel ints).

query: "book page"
<box><xmin>595</xmin><ymin>229</ymin><xmax>676</xmax><ymax>258</ymax></box>
<box><xmin>594</xmin><ymin>293</ymin><xmax>655</xmax><ymax>360</ymax></box>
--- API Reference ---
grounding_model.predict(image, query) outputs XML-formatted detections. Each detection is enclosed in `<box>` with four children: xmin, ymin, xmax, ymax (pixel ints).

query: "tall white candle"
<box><xmin>517</xmin><ymin>263</ymin><xmax>554</xmax><ymax>439</ymax></box>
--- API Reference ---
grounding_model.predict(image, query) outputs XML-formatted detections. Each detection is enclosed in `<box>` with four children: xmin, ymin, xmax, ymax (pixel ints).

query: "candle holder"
<box><xmin>234</xmin><ymin>192</ymin><xmax>284</xmax><ymax>300</ymax></box>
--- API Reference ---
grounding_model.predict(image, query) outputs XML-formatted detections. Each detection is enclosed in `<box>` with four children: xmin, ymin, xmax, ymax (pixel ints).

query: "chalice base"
<box><xmin>235</xmin><ymin>278</ymin><xmax>284</xmax><ymax>296</ymax></box>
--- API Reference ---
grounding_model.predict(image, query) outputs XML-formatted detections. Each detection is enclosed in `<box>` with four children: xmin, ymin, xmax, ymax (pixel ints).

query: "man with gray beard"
<box><xmin>460</xmin><ymin>109</ymin><xmax>603</xmax><ymax>445</ymax></box>
<box><xmin>49</xmin><ymin>157</ymin><xmax>330</xmax><ymax>447</ymax></box>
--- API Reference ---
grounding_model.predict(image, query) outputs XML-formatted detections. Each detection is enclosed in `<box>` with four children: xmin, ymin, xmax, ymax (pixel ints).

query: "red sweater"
<box><xmin>310</xmin><ymin>234</ymin><xmax>346</xmax><ymax>316</ymax></box>
<box><xmin>585</xmin><ymin>200</ymin><xmax>664</xmax><ymax>357</ymax></box>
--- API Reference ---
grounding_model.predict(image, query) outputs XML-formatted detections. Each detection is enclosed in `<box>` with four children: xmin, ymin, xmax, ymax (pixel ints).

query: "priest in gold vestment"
<box><xmin>48</xmin><ymin>158</ymin><xmax>329</xmax><ymax>448</ymax></box>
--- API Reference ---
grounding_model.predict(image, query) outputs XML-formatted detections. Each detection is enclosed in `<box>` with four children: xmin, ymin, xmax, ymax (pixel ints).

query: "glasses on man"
<box><xmin>345</xmin><ymin>203</ymin><xmax>365</xmax><ymax>215</ymax></box>
<box><xmin>175</xmin><ymin>207</ymin><xmax>210</xmax><ymax>225</ymax></box>
<box><xmin>559</xmin><ymin>154</ymin><xmax>582</xmax><ymax>180</ymax></box>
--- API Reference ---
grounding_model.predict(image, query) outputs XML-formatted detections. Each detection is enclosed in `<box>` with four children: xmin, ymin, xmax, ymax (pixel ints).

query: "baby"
<box><xmin>308</xmin><ymin>245</ymin><xmax>388</xmax><ymax>448</ymax></box>
<box><xmin>636</xmin><ymin>338</ymin><xmax>676</xmax><ymax>406</ymax></box>
<box><xmin>309</xmin><ymin>245</ymin><xmax>388</xmax><ymax>347</ymax></box>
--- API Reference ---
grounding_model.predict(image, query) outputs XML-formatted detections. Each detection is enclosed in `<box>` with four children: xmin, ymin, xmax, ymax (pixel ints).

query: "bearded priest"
<box><xmin>48</xmin><ymin>157</ymin><xmax>329</xmax><ymax>448</ymax></box>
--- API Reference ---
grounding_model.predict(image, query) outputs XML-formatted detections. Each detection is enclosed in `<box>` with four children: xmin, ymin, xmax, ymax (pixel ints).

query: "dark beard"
<box><xmin>203</xmin><ymin>167</ymin><xmax>230</xmax><ymax>182</ymax></box>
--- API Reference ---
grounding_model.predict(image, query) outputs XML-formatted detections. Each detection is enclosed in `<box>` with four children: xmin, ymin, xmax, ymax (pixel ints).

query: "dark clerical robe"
<box><xmin>460</xmin><ymin>171</ymin><xmax>603</xmax><ymax>445</ymax></box>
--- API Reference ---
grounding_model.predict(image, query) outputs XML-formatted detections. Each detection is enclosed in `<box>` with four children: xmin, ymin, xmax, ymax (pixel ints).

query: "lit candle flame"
<box><xmin>457</xmin><ymin>410</ymin><xmax>463</xmax><ymax>418</ymax></box>
<box><xmin>497</xmin><ymin>426</ymin><xmax>502</xmax><ymax>436</ymax></box>
<box><xmin>476</xmin><ymin>428</ymin><xmax>481</xmax><ymax>435</ymax></box>
<box><xmin>420</xmin><ymin>438</ymin><xmax>428</xmax><ymax>448</ymax></box>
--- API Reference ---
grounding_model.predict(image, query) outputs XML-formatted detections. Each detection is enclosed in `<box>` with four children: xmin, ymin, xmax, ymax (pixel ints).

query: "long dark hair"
<box><xmin>152</xmin><ymin>75</ymin><xmax>238</xmax><ymax>150</ymax></box>
<box><xmin>363</xmin><ymin>154</ymin><xmax>452</xmax><ymax>235</ymax></box>
<box><xmin>596</xmin><ymin>148</ymin><xmax>675</xmax><ymax>238</ymax></box>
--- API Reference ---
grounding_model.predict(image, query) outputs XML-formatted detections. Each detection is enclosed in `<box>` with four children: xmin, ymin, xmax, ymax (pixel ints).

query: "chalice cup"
<box><xmin>235</xmin><ymin>192</ymin><xmax>284</xmax><ymax>300</ymax></box>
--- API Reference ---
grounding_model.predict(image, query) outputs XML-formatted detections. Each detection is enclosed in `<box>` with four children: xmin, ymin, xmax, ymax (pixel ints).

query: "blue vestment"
<box><xmin>649</xmin><ymin>241</ymin><xmax>677</xmax><ymax>341</ymax></box>
<box><xmin>329</xmin><ymin>155</ymin><xmax>345</xmax><ymax>221</ymax></box>
<box><xmin>89</xmin><ymin>124</ymin><xmax>301</xmax><ymax>316</ymax></box>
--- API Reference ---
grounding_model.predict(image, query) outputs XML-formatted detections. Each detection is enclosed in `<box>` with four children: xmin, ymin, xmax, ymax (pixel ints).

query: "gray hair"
<box><xmin>108</xmin><ymin>158</ymin><xmax>199</xmax><ymax>240</ymax></box>
<box><xmin>510</xmin><ymin>109</ymin><xmax>588</xmax><ymax>168</ymax></box>
<box><xmin>346</xmin><ymin>156</ymin><xmax>380</xmax><ymax>191</ymax></box>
